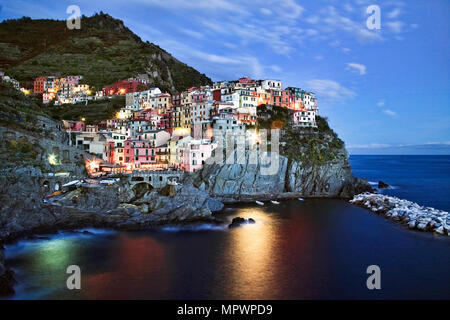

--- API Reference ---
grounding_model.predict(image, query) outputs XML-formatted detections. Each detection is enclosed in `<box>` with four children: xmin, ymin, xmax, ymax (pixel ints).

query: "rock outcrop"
<box><xmin>350</xmin><ymin>193</ymin><xmax>450</xmax><ymax>235</ymax></box>
<box><xmin>190</xmin><ymin>116</ymin><xmax>372</xmax><ymax>203</ymax></box>
<box><xmin>0</xmin><ymin>179</ymin><xmax>224</xmax><ymax>240</ymax></box>
<box><xmin>228</xmin><ymin>217</ymin><xmax>255</xmax><ymax>228</ymax></box>
<box><xmin>378</xmin><ymin>181</ymin><xmax>390</xmax><ymax>189</ymax></box>
<box><xmin>191</xmin><ymin>141</ymin><xmax>371</xmax><ymax>203</ymax></box>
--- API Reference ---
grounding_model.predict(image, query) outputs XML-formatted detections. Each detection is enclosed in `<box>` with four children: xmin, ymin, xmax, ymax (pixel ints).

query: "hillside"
<box><xmin>0</xmin><ymin>13</ymin><xmax>212</xmax><ymax>93</ymax></box>
<box><xmin>46</xmin><ymin>96</ymin><xmax>125</xmax><ymax>124</ymax></box>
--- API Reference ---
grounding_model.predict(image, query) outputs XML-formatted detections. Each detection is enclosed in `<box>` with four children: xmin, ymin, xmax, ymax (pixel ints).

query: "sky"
<box><xmin>1</xmin><ymin>0</ymin><xmax>449</xmax><ymax>154</ymax></box>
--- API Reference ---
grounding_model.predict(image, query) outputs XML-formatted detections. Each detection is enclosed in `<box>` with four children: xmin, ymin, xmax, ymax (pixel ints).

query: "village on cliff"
<box><xmin>1</xmin><ymin>73</ymin><xmax>319</xmax><ymax>176</ymax></box>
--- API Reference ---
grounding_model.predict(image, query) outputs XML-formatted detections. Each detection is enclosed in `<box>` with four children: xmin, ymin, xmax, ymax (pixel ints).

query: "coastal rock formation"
<box><xmin>0</xmin><ymin>180</ymin><xmax>224</xmax><ymax>240</ymax></box>
<box><xmin>350</xmin><ymin>193</ymin><xmax>450</xmax><ymax>235</ymax></box>
<box><xmin>191</xmin><ymin>130</ymin><xmax>371</xmax><ymax>203</ymax></box>
<box><xmin>228</xmin><ymin>217</ymin><xmax>256</xmax><ymax>228</ymax></box>
<box><xmin>378</xmin><ymin>181</ymin><xmax>390</xmax><ymax>189</ymax></box>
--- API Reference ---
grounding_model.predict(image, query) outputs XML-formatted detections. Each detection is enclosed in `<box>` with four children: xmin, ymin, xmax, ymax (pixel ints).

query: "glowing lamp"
<box><xmin>48</xmin><ymin>154</ymin><xmax>58</xmax><ymax>165</ymax></box>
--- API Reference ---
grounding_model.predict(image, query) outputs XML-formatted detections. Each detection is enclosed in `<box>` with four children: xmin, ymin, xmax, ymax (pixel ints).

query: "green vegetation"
<box><xmin>46</xmin><ymin>96</ymin><xmax>125</xmax><ymax>124</ymax></box>
<box><xmin>252</xmin><ymin>105</ymin><xmax>344</xmax><ymax>165</ymax></box>
<box><xmin>256</xmin><ymin>105</ymin><xmax>292</xmax><ymax>130</ymax></box>
<box><xmin>281</xmin><ymin>115</ymin><xmax>345</xmax><ymax>165</ymax></box>
<box><xmin>0</xmin><ymin>13</ymin><xmax>212</xmax><ymax>92</ymax></box>
<box><xmin>0</xmin><ymin>82</ymin><xmax>48</xmax><ymax>134</ymax></box>
<box><xmin>4</xmin><ymin>139</ymin><xmax>38</xmax><ymax>161</ymax></box>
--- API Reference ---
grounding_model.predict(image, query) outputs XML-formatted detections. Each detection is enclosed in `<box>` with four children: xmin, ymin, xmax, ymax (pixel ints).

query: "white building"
<box><xmin>138</xmin><ymin>130</ymin><xmax>171</xmax><ymax>147</ymax></box>
<box><xmin>293</xmin><ymin>110</ymin><xmax>317</xmax><ymax>128</ymax></box>
<box><xmin>75</xmin><ymin>132</ymin><xmax>108</xmax><ymax>156</ymax></box>
<box><xmin>260</xmin><ymin>79</ymin><xmax>282</xmax><ymax>91</ymax></box>
<box><xmin>125</xmin><ymin>88</ymin><xmax>163</xmax><ymax>111</ymax></box>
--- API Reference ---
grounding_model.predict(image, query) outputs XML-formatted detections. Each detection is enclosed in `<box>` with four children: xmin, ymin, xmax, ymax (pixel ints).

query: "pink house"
<box><xmin>66</xmin><ymin>75</ymin><xmax>82</xmax><ymax>85</ymax></box>
<box><xmin>179</xmin><ymin>139</ymin><xmax>216</xmax><ymax>173</ymax></box>
<box><xmin>124</xmin><ymin>139</ymin><xmax>157</xmax><ymax>170</ymax></box>
<box><xmin>63</xmin><ymin>120</ymin><xmax>86</xmax><ymax>132</ymax></box>
<box><xmin>238</xmin><ymin>77</ymin><xmax>255</xmax><ymax>85</ymax></box>
<box><xmin>136</xmin><ymin>110</ymin><xmax>170</xmax><ymax>131</ymax></box>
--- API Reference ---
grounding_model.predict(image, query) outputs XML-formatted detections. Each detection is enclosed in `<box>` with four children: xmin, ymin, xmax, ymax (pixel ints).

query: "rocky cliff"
<box><xmin>191</xmin><ymin>116</ymin><xmax>371</xmax><ymax>203</ymax></box>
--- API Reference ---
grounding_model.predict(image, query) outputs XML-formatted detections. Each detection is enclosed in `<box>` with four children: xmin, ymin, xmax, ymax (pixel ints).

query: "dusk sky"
<box><xmin>1</xmin><ymin>0</ymin><xmax>449</xmax><ymax>154</ymax></box>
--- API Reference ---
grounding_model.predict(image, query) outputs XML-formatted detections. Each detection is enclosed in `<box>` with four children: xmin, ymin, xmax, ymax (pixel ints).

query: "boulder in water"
<box><xmin>378</xmin><ymin>181</ymin><xmax>390</xmax><ymax>189</ymax></box>
<box><xmin>228</xmin><ymin>217</ymin><xmax>255</xmax><ymax>228</ymax></box>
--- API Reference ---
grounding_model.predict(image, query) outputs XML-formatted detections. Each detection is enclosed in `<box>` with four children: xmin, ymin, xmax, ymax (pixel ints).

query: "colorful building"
<box><xmin>178</xmin><ymin>139</ymin><xmax>216</xmax><ymax>173</ymax></box>
<box><xmin>103</xmin><ymin>78</ymin><xmax>149</xmax><ymax>96</ymax></box>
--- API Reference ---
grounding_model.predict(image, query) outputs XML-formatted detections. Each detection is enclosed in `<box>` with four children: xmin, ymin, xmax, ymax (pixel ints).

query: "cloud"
<box><xmin>260</xmin><ymin>8</ymin><xmax>272</xmax><ymax>16</ymax></box>
<box><xmin>347</xmin><ymin>143</ymin><xmax>392</xmax><ymax>149</ymax></box>
<box><xmin>386</xmin><ymin>21</ymin><xmax>404</xmax><ymax>33</ymax></box>
<box><xmin>348</xmin><ymin>142</ymin><xmax>449</xmax><ymax>149</ymax></box>
<box><xmin>129</xmin><ymin>0</ymin><xmax>250</xmax><ymax>15</ymax></box>
<box><xmin>178</xmin><ymin>28</ymin><xmax>204</xmax><ymax>39</ymax></box>
<box><xmin>347</xmin><ymin>142</ymin><xmax>450</xmax><ymax>155</ymax></box>
<box><xmin>306</xmin><ymin>15</ymin><xmax>320</xmax><ymax>24</ymax></box>
<box><xmin>270</xmin><ymin>65</ymin><xmax>282</xmax><ymax>72</ymax></box>
<box><xmin>158</xmin><ymin>37</ymin><xmax>275</xmax><ymax>79</ymax></box>
<box><xmin>199</xmin><ymin>16</ymin><xmax>301</xmax><ymax>56</ymax></box>
<box><xmin>305</xmin><ymin>79</ymin><xmax>357</xmax><ymax>101</ymax></box>
<box><xmin>387</xmin><ymin>8</ymin><xmax>401</xmax><ymax>19</ymax></box>
<box><xmin>377</xmin><ymin>100</ymin><xmax>385</xmax><ymax>107</ymax></box>
<box><xmin>278</xmin><ymin>0</ymin><xmax>304</xmax><ymax>20</ymax></box>
<box><xmin>347</xmin><ymin>62</ymin><xmax>367</xmax><ymax>75</ymax></box>
<box><xmin>306</xmin><ymin>29</ymin><xmax>319</xmax><ymax>36</ymax></box>
<box><xmin>344</xmin><ymin>4</ymin><xmax>354</xmax><ymax>13</ymax></box>
<box><xmin>317</xmin><ymin>5</ymin><xmax>383</xmax><ymax>42</ymax></box>
<box><xmin>188</xmin><ymin>50</ymin><xmax>242</xmax><ymax>65</ymax></box>
<box><xmin>383</xmin><ymin>109</ymin><xmax>397</xmax><ymax>116</ymax></box>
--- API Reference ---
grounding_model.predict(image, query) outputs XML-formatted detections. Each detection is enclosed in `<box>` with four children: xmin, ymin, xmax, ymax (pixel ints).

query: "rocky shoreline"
<box><xmin>350</xmin><ymin>193</ymin><xmax>450</xmax><ymax>236</ymax></box>
<box><xmin>0</xmin><ymin>183</ymin><xmax>225</xmax><ymax>242</ymax></box>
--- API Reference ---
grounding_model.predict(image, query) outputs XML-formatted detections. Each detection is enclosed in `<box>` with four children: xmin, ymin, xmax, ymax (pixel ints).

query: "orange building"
<box><xmin>33</xmin><ymin>76</ymin><xmax>46</xmax><ymax>93</ymax></box>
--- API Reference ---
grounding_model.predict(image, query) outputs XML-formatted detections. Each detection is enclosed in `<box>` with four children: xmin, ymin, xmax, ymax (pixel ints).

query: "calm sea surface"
<box><xmin>4</xmin><ymin>155</ymin><xmax>450</xmax><ymax>299</ymax></box>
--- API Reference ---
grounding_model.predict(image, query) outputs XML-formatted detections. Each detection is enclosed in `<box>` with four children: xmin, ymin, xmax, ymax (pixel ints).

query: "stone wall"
<box><xmin>128</xmin><ymin>170</ymin><xmax>184</xmax><ymax>188</ymax></box>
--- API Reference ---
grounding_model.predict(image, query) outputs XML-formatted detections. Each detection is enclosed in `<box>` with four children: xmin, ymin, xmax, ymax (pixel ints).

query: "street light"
<box><xmin>48</xmin><ymin>154</ymin><xmax>58</xmax><ymax>165</ymax></box>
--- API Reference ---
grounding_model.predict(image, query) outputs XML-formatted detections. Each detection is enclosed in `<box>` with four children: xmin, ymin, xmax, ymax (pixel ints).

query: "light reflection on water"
<box><xmin>225</xmin><ymin>208</ymin><xmax>278</xmax><ymax>299</ymax></box>
<box><xmin>3</xmin><ymin>199</ymin><xmax>450</xmax><ymax>300</ymax></box>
